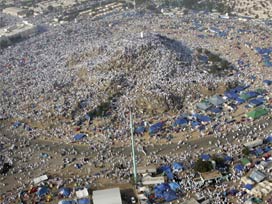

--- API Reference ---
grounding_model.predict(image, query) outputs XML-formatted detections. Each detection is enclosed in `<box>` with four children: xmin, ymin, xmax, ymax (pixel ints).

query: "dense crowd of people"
<box><xmin>1</xmin><ymin>6</ymin><xmax>272</xmax><ymax>204</ymax></box>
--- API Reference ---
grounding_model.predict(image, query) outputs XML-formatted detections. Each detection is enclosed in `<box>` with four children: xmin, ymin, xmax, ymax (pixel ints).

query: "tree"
<box><xmin>194</xmin><ymin>159</ymin><xmax>213</xmax><ymax>173</ymax></box>
<box><xmin>242</xmin><ymin>147</ymin><xmax>250</xmax><ymax>156</ymax></box>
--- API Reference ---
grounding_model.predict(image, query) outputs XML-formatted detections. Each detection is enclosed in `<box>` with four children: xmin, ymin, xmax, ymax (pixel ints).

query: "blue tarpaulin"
<box><xmin>59</xmin><ymin>188</ymin><xmax>71</xmax><ymax>197</ymax></box>
<box><xmin>244</xmin><ymin>184</ymin><xmax>253</xmax><ymax>190</ymax></box>
<box><xmin>58</xmin><ymin>200</ymin><xmax>76</xmax><ymax>204</ymax></box>
<box><xmin>197</xmin><ymin>115</ymin><xmax>211</xmax><ymax>122</ymax></box>
<box><xmin>149</xmin><ymin>122</ymin><xmax>164</xmax><ymax>135</ymax></box>
<box><xmin>234</xmin><ymin>164</ymin><xmax>244</xmax><ymax>172</ymax></box>
<box><xmin>201</xmin><ymin>154</ymin><xmax>210</xmax><ymax>161</ymax></box>
<box><xmin>173</xmin><ymin>117</ymin><xmax>188</xmax><ymax>127</ymax></box>
<box><xmin>13</xmin><ymin>121</ymin><xmax>21</xmax><ymax>128</ymax></box>
<box><xmin>191</xmin><ymin>121</ymin><xmax>200</xmax><ymax>128</ymax></box>
<box><xmin>154</xmin><ymin>183</ymin><xmax>170</xmax><ymax>199</ymax></box>
<box><xmin>263</xmin><ymin>146</ymin><xmax>271</xmax><ymax>153</ymax></box>
<box><xmin>235</xmin><ymin>98</ymin><xmax>245</xmax><ymax>104</ymax></box>
<box><xmin>37</xmin><ymin>187</ymin><xmax>49</xmax><ymax>197</ymax></box>
<box><xmin>265</xmin><ymin>136</ymin><xmax>272</xmax><ymax>143</ymax></box>
<box><xmin>210</xmin><ymin>107</ymin><xmax>222</xmax><ymax>113</ymax></box>
<box><xmin>73</xmin><ymin>133</ymin><xmax>86</xmax><ymax>141</ymax></box>
<box><xmin>224</xmin><ymin>156</ymin><xmax>233</xmax><ymax>162</ymax></box>
<box><xmin>169</xmin><ymin>182</ymin><xmax>180</xmax><ymax>192</ymax></box>
<box><xmin>77</xmin><ymin>198</ymin><xmax>91</xmax><ymax>204</ymax></box>
<box><xmin>249</xmin><ymin>98</ymin><xmax>263</xmax><ymax>107</ymax></box>
<box><xmin>229</xmin><ymin>189</ymin><xmax>238</xmax><ymax>195</ymax></box>
<box><xmin>163</xmin><ymin>190</ymin><xmax>178</xmax><ymax>202</ymax></box>
<box><xmin>224</xmin><ymin>91</ymin><xmax>238</xmax><ymax>99</ymax></box>
<box><xmin>173</xmin><ymin>162</ymin><xmax>183</xmax><ymax>171</ymax></box>
<box><xmin>255</xmin><ymin>148</ymin><xmax>264</xmax><ymax>156</ymax></box>
<box><xmin>263</xmin><ymin>80</ymin><xmax>272</xmax><ymax>86</ymax></box>
<box><xmin>158</xmin><ymin>166</ymin><xmax>174</xmax><ymax>180</ymax></box>
<box><xmin>135</xmin><ymin>126</ymin><xmax>145</xmax><ymax>134</ymax></box>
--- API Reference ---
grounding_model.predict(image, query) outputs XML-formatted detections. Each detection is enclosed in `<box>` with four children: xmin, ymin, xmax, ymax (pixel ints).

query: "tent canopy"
<box><xmin>77</xmin><ymin>198</ymin><xmax>91</xmax><ymax>204</ymax></box>
<box><xmin>201</xmin><ymin>154</ymin><xmax>211</xmax><ymax>161</ymax></box>
<box><xmin>173</xmin><ymin>117</ymin><xmax>188</xmax><ymax>127</ymax></box>
<box><xmin>244</xmin><ymin>184</ymin><xmax>253</xmax><ymax>190</ymax></box>
<box><xmin>246</xmin><ymin>108</ymin><xmax>268</xmax><ymax>120</ymax></box>
<box><xmin>209</xmin><ymin>95</ymin><xmax>225</xmax><ymax>106</ymax></box>
<box><xmin>173</xmin><ymin>162</ymin><xmax>184</xmax><ymax>171</ymax></box>
<box><xmin>73</xmin><ymin>133</ymin><xmax>87</xmax><ymax>141</ymax></box>
<box><xmin>149</xmin><ymin>122</ymin><xmax>164</xmax><ymax>135</ymax></box>
<box><xmin>234</xmin><ymin>164</ymin><xmax>244</xmax><ymax>172</ymax></box>
<box><xmin>59</xmin><ymin>188</ymin><xmax>72</xmax><ymax>197</ymax></box>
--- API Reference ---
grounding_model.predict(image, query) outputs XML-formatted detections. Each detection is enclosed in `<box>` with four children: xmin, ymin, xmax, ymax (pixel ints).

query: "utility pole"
<box><xmin>130</xmin><ymin>109</ymin><xmax>137</xmax><ymax>184</ymax></box>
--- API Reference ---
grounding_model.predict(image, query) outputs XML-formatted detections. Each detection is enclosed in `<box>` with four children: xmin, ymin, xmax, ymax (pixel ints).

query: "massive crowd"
<box><xmin>1</xmin><ymin>6</ymin><xmax>272</xmax><ymax>203</ymax></box>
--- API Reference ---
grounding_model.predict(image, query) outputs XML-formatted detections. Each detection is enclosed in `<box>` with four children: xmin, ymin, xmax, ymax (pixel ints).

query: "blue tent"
<box><xmin>58</xmin><ymin>200</ymin><xmax>76</xmax><ymax>204</ymax></box>
<box><xmin>234</xmin><ymin>164</ymin><xmax>244</xmax><ymax>172</ymax></box>
<box><xmin>210</xmin><ymin>107</ymin><xmax>222</xmax><ymax>114</ymax></box>
<box><xmin>233</xmin><ymin>85</ymin><xmax>248</xmax><ymax>93</ymax></box>
<box><xmin>135</xmin><ymin>126</ymin><xmax>145</xmax><ymax>134</ymax></box>
<box><xmin>13</xmin><ymin>121</ymin><xmax>21</xmax><ymax>128</ymax></box>
<box><xmin>149</xmin><ymin>122</ymin><xmax>164</xmax><ymax>135</ymax></box>
<box><xmin>249</xmin><ymin>99</ymin><xmax>263</xmax><ymax>107</ymax></box>
<box><xmin>244</xmin><ymin>184</ymin><xmax>253</xmax><ymax>190</ymax></box>
<box><xmin>263</xmin><ymin>80</ymin><xmax>272</xmax><ymax>86</ymax></box>
<box><xmin>255</xmin><ymin>148</ymin><xmax>264</xmax><ymax>155</ymax></box>
<box><xmin>160</xmin><ymin>166</ymin><xmax>174</xmax><ymax>180</ymax></box>
<box><xmin>37</xmin><ymin>187</ymin><xmax>49</xmax><ymax>197</ymax></box>
<box><xmin>169</xmin><ymin>182</ymin><xmax>180</xmax><ymax>191</ymax></box>
<box><xmin>263</xmin><ymin>146</ymin><xmax>271</xmax><ymax>153</ymax></box>
<box><xmin>163</xmin><ymin>190</ymin><xmax>178</xmax><ymax>202</ymax></box>
<box><xmin>235</xmin><ymin>97</ymin><xmax>245</xmax><ymax>104</ymax></box>
<box><xmin>224</xmin><ymin>156</ymin><xmax>233</xmax><ymax>162</ymax></box>
<box><xmin>73</xmin><ymin>133</ymin><xmax>86</xmax><ymax>141</ymax></box>
<box><xmin>59</xmin><ymin>188</ymin><xmax>71</xmax><ymax>197</ymax></box>
<box><xmin>246</xmin><ymin>91</ymin><xmax>258</xmax><ymax>98</ymax></box>
<box><xmin>265</xmin><ymin>136</ymin><xmax>272</xmax><ymax>143</ymax></box>
<box><xmin>173</xmin><ymin>162</ymin><xmax>183</xmax><ymax>171</ymax></box>
<box><xmin>154</xmin><ymin>183</ymin><xmax>170</xmax><ymax>199</ymax></box>
<box><xmin>173</xmin><ymin>117</ymin><xmax>188</xmax><ymax>127</ymax></box>
<box><xmin>197</xmin><ymin>115</ymin><xmax>211</xmax><ymax>123</ymax></box>
<box><xmin>191</xmin><ymin>121</ymin><xmax>200</xmax><ymax>128</ymax></box>
<box><xmin>77</xmin><ymin>198</ymin><xmax>91</xmax><ymax>204</ymax></box>
<box><xmin>201</xmin><ymin>154</ymin><xmax>210</xmax><ymax>161</ymax></box>
<box><xmin>229</xmin><ymin>189</ymin><xmax>238</xmax><ymax>196</ymax></box>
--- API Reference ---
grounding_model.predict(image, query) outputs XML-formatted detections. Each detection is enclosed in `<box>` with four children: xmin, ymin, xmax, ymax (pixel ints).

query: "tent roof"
<box><xmin>93</xmin><ymin>188</ymin><xmax>122</xmax><ymax>204</ymax></box>
<box><xmin>209</xmin><ymin>95</ymin><xmax>225</xmax><ymax>106</ymax></box>
<box><xmin>249</xmin><ymin>170</ymin><xmax>266</xmax><ymax>183</ymax></box>
<box><xmin>246</xmin><ymin>108</ymin><xmax>268</xmax><ymax>120</ymax></box>
<box><xmin>73</xmin><ymin>133</ymin><xmax>87</xmax><ymax>141</ymax></box>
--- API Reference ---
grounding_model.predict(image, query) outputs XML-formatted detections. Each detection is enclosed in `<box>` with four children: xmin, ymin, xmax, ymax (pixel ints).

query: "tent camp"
<box><xmin>246</xmin><ymin>108</ymin><xmax>268</xmax><ymax>120</ymax></box>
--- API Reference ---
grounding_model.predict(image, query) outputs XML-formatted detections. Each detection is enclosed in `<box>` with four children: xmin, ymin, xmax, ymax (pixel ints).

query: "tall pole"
<box><xmin>130</xmin><ymin>109</ymin><xmax>137</xmax><ymax>184</ymax></box>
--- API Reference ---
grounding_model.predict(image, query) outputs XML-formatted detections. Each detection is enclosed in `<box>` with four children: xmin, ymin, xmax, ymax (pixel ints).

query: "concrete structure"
<box><xmin>3</xmin><ymin>7</ymin><xmax>28</xmax><ymax>18</ymax></box>
<box><xmin>200</xmin><ymin>170</ymin><xmax>223</xmax><ymax>183</ymax></box>
<box><xmin>142</xmin><ymin>175</ymin><xmax>165</xmax><ymax>185</ymax></box>
<box><xmin>0</xmin><ymin>22</ymin><xmax>37</xmax><ymax>46</ymax></box>
<box><xmin>243</xmin><ymin>139</ymin><xmax>263</xmax><ymax>148</ymax></box>
<box><xmin>93</xmin><ymin>188</ymin><xmax>122</xmax><ymax>204</ymax></box>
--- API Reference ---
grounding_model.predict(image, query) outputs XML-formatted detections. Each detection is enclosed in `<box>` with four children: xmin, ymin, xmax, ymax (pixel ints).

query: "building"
<box><xmin>0</xmin><ymin>22</ymin><xmax>37</xmax><ymax>46</ymax></box>
<box><xmin>243</xmin><ymin>139</ymin><xmax>263</xmax><ymax>149</ymax></box>
<box><xmin>200</xmin><ymin>170</ymin><xmax>223</xmax><ymax>183</ymax></box>
<box><xmin>93</xmin><ymin>188</ymin><xmax>122</xmax><ymax>204</ymax></box>
<box><xmin>3</xmin><ymin>7</ymin><xmax>28</xmax><ymax>18</ymax></box>
<box><xmin>142</xmin><ymin>175</ymin><xmax>165</xmax><ymax>185</ymax></box>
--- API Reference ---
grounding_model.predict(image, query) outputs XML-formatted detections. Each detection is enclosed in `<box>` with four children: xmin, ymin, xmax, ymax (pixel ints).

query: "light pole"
<box><xmin>130</xmin><ymin>109</ymin><xmax>137</xmax><ymax>184</ymax></box>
